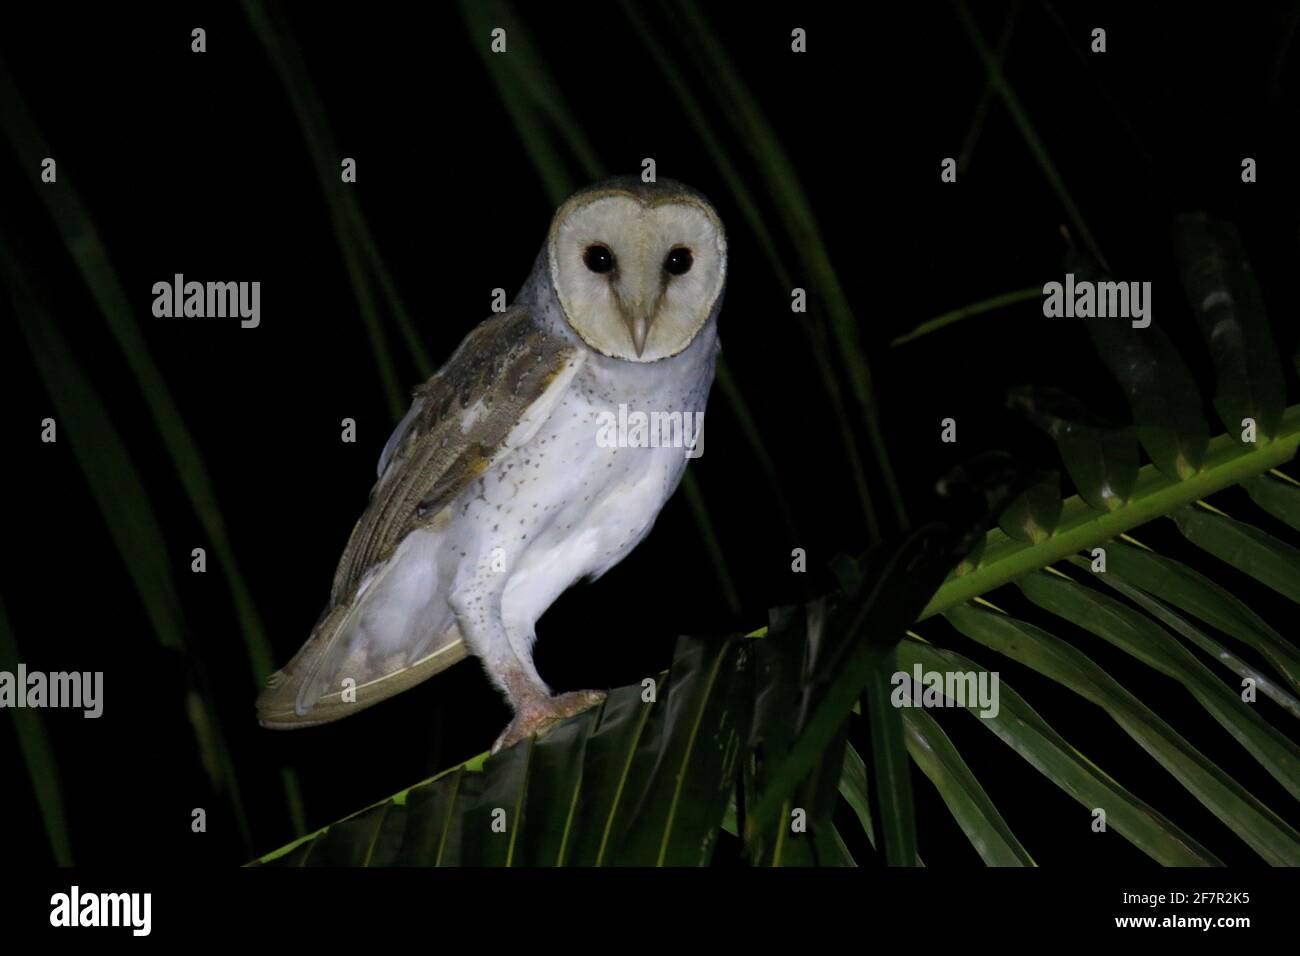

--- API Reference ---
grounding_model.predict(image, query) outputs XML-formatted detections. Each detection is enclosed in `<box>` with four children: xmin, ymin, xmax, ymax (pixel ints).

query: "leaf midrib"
<box><xmin>921</xmin><ymin>405</ymin><xmax>1300</xmax><ymax>619</ymax></box>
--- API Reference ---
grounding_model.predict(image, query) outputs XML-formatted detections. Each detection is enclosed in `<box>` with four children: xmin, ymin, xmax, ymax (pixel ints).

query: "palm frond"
<box><xmin>889</xmin><ymin>215</ymin><xmax>1300</xmax><ymax>865</ymax></box>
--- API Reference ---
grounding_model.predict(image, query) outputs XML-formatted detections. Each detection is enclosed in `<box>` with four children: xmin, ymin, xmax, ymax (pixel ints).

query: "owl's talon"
<box><xmin>491</xmin><ymin>689</ymin><xmax>608</xmax><ymax>754</ymax></box>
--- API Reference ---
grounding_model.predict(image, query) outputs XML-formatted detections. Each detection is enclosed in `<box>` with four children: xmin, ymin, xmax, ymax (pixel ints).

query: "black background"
<box><xmin>3</xmin><ymin>0</ymin><xmax>1299</xmax><ymax>871</ymax></box>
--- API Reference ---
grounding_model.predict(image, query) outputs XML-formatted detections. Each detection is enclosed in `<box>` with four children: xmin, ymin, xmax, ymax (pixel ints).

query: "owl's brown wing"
<box><xmin>257</xmin><ymin>306</ymin><xmax>583</xmax><ymax>727</ymax></box>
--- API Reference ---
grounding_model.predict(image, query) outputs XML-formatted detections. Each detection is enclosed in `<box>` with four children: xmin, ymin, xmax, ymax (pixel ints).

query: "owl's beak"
<box><xmin>624</xmin><ymin>311</ymin><xmax>652</xmax><ymax>357</ymax></box>
<box><xmin>614</xmin><ymin>277</ymin><xmax>660</xmax><ymax>357</ymax></box>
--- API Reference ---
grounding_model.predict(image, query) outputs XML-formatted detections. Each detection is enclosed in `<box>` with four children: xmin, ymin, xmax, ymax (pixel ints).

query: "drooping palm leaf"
<box><xmin>944</xmin><ymin>603</ymin><xmax>1300</xmax><ymax>865</ymax></box>
<box><xmin>900</xmin><ymin>706</ymin><xmax>1034</xmax><ymax>866</ymax></box>
<box><xmin>1021</xmin><ymin>568</ymin><xmax>1299</xmax><ymax>801</ymax></box>
<box><xmin>897</xmin><ymin>637</ymin><xmax>1221</xmax><ymax>865</ymax></box>
<box><xmin>1096</xmin><ymin>539</ymin><xmax>1300</xmax><ymax>692</ymax></box>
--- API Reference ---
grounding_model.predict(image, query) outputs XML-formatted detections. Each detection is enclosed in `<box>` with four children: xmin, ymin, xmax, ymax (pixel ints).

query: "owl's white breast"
<box><xmin>451</xmin><ymin>326</ymin><xmax>719</xmax><ymax>635</ymax></box>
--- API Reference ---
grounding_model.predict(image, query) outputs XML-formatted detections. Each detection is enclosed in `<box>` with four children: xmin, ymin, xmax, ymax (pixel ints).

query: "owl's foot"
<box><xmin>491</xmin><ymin>689</ymin><xmax>607</xmax><ymax>754</ymax></box>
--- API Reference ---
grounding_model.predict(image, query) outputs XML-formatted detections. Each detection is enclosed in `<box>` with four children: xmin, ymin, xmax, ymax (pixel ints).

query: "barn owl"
<box><xmin>257</xmin><ymin>176</ymin><xmax>727</xmax><ymax>753</ymax></box>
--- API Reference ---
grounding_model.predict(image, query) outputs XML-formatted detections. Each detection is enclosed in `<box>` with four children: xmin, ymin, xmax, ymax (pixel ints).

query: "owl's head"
<box><xmin>547</xmin><ymin>176</ymin><xmax>727</xmax><ymax>362</ymax></box>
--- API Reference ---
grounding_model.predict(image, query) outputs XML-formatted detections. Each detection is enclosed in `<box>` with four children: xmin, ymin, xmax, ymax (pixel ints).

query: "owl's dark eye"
<box><xmin>583</xmin><ymin>244</ymin><xmax>615</xmax><ymax>274</ymax></box>
<box><xmin>664</xmin><ymin>247</ymin><xmax>693</xmax><ymax>276</ymax></box>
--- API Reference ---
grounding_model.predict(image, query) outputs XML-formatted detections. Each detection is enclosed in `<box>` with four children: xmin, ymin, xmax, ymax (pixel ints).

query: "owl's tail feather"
<box><xmin>256</xmin><ymin>615</ymin><xmax>468</xmax><ymax>728</ymax></box>
<box><xmin>256</xmin><ymin>534</ymin><xmax>469</xmax><ymax>728</ymax></box>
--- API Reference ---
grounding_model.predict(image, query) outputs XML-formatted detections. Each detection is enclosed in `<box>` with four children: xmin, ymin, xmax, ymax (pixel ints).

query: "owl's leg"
<box><xmin>450</xmin><ymin>582</ymin><xmax>601</xmax><ymax>752</ymax></box>
<box><xmin>449</xmin><ymin>585</ymin><xmax>549</xmax><ymax>701</ymax></box>
<box><xmin>493</xmin><ymin>610</ymin><xmax>606</xmax><ymax>753</ymax></box>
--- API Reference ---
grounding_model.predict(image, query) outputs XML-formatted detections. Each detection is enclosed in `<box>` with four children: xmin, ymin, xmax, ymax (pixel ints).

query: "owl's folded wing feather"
<box><xmin>256</xmin><ymin>306</ymin><xmax>583</xmax><ymax>727</ymax></box>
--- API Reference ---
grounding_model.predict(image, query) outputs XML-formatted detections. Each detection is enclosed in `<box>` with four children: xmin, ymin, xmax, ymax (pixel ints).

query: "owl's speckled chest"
<box><xmin>448</xmin><ymin>330</ymin><xmax>718</xmax><ymax>625</ymax></box>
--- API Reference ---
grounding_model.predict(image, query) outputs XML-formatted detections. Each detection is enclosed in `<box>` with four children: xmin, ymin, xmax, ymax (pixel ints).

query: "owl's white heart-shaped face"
<box><xmin>548</xmin><ymin>187</ymin><xmax>726</xmax><ymax>362</ymax></box>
